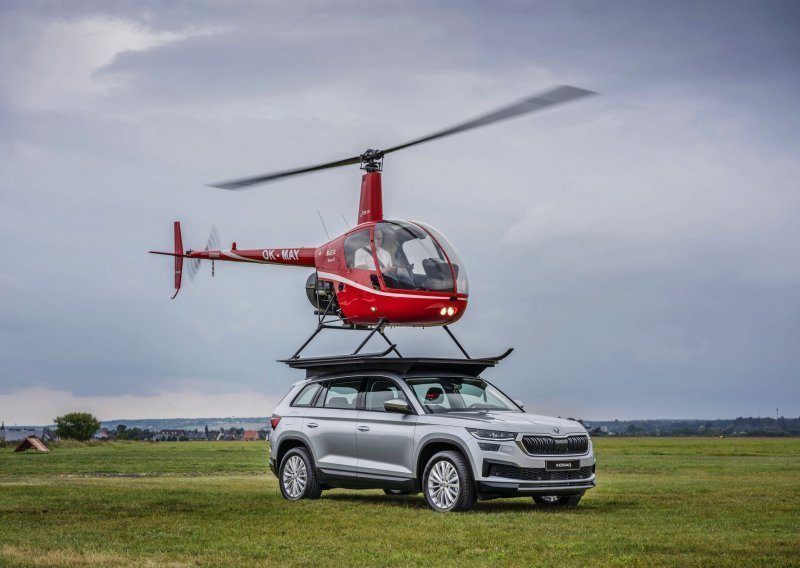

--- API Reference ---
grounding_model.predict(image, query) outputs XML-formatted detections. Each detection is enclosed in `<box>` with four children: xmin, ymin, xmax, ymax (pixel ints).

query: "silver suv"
<box><xmin>268</xmin><ymin>355</ymin><xmax>596</xmax><ymax>512</ymax></box>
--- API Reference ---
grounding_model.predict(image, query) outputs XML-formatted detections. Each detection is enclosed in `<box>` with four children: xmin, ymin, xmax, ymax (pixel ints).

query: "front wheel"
<box><xmin>422</xmin><ymin>451</ymin><xmax>477</xmax><ymax>512</ymax></box>
<box><xmin>533</xmin><ymin>492</ymin><xmax>584</xmax><ymax>507</ymax></box>
<box><xmin>279</xmin><ymin>447</ymin><xmax>322</xmax><ymax>501</ymax></box>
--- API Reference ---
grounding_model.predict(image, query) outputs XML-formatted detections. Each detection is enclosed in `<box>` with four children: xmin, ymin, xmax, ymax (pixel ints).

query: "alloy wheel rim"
<box><xmin>427</xmin><ymin>460</ymin><xmax>460</xmax><ymax>509</ymax></box>
<box><xmin>282</xmin><ymin>455</ymin><xmax>307</xmax><ymax>498</ymax></box>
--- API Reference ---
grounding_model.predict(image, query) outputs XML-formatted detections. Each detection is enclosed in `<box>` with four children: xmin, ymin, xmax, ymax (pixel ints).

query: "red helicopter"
<box><xmin>151</xmin><ymin>85</ymin><xmax>594</xmax><ymax>357</ymax></box>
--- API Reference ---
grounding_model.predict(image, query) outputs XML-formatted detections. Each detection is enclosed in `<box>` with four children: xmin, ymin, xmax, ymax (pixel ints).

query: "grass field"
<box><xmin>1</xmin><ymin>438</ymin><xmax>798</xmax><ymax>567</ymax></box>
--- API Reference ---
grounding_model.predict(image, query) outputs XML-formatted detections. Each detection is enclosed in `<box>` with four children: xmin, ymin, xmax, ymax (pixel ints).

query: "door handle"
<box><xmin>306</xmin><ymin>423</ymin><xmax>318</xmax><ymax>428</ymax></box>
<box><xmin>357</xmin><ymin>425</ymin><xmax>370</xmax><ymax>432</ymax></box>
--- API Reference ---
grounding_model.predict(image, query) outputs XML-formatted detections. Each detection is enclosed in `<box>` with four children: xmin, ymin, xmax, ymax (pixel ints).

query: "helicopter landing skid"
<box><xmin>289</xmin><ymin>317</ymin><xmax>473</xmax><ymax>361</ymax></box>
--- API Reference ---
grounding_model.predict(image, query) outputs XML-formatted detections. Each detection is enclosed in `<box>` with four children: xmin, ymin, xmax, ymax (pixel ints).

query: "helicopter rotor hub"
<box><xmin>360</xmin><ymin>149</ymin><xmax>384</xmax><ymax>173</ymax></box>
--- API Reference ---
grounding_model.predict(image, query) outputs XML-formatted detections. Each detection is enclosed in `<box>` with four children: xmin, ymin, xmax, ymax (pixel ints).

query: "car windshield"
<box><xmin>405</xmin><ymin>377</ymin><xmax>520</xmax><ymax>414</ymax></box>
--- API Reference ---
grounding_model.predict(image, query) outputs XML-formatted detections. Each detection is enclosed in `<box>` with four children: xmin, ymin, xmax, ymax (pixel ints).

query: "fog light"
<box><xmin>446</xmin><ymin>306</ymin><xmax>455</xmax><ymax>316</ymax></box>
<box><xmin>439</xmin><ymin>307</ymin><xmax>447</xmax><ymax>316</ymax></box>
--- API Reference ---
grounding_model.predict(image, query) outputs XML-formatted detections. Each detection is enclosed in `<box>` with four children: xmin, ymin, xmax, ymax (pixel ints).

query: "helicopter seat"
<box><xmin>422</xmin><ymin>258</ymin><xmax>454</xmax><ymax>292</ymax></box>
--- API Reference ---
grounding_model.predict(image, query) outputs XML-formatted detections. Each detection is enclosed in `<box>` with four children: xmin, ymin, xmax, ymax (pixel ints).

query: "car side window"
<box><xmin>291</xmin><ymin>383</ymin><xmax>321</xmax><ymax>407</ymax></box>
<box><xmin>365</xmin><ymin>378</ymin><xmax>408</xmax><ymax>412</ymax></box>
<box><xmin>323</xmin><ymin>379</ymin><xmax>363</xmax><ymax>409</ymax></box>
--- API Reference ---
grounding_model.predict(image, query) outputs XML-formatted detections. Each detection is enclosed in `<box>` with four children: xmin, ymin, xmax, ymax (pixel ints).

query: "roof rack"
<box><xmin>279</xmin><ymin>346</ymin><xmax>514</xmax><ymax>377</ymax></box>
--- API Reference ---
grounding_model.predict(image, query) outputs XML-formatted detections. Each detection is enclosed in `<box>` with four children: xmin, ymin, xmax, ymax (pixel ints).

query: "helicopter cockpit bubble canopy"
<box><xmin>374</xmin><ymin>220</ymin><xmax>468</xmax><ymax>295</ymax></box>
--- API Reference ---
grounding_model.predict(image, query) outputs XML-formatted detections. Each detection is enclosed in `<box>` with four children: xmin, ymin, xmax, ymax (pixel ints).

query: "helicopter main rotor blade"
<box><xmin>381</xmin><ymin>85</ymin><xmax>596</xmax><ymax>155</ymax></box>
<box><xmin>209</xmin><ymin>85</ymin><xmax>595</xmax><ymax>190</ymax></box>
<box><xmin>210</xmin><ymin>155</ymin><xmax>362</xmax><ymax>190</ymax></box>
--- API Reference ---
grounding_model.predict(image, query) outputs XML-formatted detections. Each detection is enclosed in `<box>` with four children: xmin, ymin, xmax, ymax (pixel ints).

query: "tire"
<box><xmin>278</xmin><ymin>447</ymin><xmax>322</xmax><ymax>501</ymax></box>
<box><xmin>383</xmin><ymin>489</ymin><xmax>416</xmax><ymax>496</ymax></box>
<box><xmin>422</xmin><ymin>450</ymin><xmax>477</xmax><ymax>512</ymax></box>
<box><xmin>533</xmin><ymin>492</ymin><xmax>584</xmax><ymax>507</ymax></box>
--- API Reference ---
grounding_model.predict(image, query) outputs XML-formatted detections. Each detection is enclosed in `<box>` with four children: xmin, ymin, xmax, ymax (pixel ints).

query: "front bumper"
<box><xmin>477</xmin><ymin>477</ymin><xmax>596</xmax><ymax>496</ymax></box>
<box><xmin>466</xmin><ymin>435</ymin><xmax>596</xmax><ymax>497</ymax></box>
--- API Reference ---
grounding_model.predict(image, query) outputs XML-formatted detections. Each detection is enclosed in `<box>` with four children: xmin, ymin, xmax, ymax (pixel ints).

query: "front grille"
<box><xmin>521</xmin><ymin>435</ymin><xmax>589</xmax><ymax>455</ymax></box>
<box><xmin>489</xmin><ymin>464</ymin><xmax>594</xmax><ymax>482</ymax></box>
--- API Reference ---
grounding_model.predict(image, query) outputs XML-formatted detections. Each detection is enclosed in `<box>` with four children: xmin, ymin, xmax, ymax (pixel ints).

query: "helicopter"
<box><xmin>150</xmin><ymin>85</ymin><xmax>594</xmax><ymax>357</ymax></box>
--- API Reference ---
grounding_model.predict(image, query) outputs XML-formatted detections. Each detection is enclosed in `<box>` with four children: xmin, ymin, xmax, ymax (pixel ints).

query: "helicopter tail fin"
<box><xmin>148</xmin><ymin>221</ymin><xmax>185</xmax><ymax>299</ymax></box>
<box><xmin>172</xmin><ymin>221</ymin><xmax>184</xmax><ymax>299</ymax></box>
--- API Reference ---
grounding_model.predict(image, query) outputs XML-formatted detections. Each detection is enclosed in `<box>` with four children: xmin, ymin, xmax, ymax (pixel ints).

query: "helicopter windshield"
<box><xmin>412</xmin><ymin>221</ymin><xmax>468</xmax><ymax>295</ymax></box>
<box><xmin>375</xmin><ymin>220</ymin><xmax>467</xmax><ymax>294</ymax></box>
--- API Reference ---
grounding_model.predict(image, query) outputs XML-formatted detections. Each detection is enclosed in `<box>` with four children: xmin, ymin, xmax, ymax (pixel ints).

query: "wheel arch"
<box><xmin>415</xmin><ymin>436</ymin><xmax>475</xmax><ymax>484</ymax></box>
<box><xmin>276</xmin><ymin>436</ymin><xmax>315</xmax><ymax>468</ymax></box>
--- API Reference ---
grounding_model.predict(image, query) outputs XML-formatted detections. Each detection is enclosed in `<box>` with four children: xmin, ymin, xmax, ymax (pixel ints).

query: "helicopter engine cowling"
<box><xmin>305</xmin><ymin>272</ymin><xmax>337</xmax><ymax>313</ymax></box>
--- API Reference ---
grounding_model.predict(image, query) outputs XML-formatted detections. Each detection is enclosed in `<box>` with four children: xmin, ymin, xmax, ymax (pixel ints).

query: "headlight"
<box><xmin>466</xmin><ymin>428</ymin><xmax>516</xmax><ymax>441</ymax></box>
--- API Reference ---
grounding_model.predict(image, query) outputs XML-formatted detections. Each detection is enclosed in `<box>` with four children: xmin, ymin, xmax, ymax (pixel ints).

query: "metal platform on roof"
<box><xmin>279</xmin><ymin>346</ymin><xmax>514</xmax><ymax>377</ymax></box>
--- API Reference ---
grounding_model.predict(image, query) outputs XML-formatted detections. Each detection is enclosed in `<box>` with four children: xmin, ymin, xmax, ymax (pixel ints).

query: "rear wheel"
<box><xmin>533</xmin><ymin>492</ymin><xmax>584</xmax><ymax>507</ymax></box>
<box><xmin>279</xmin><ymin>447</ymin><xmax>322</xmax><ymax>501</ymax></box>
<box><xmin>422</xmin><ymin>451</ymin><xmax>476</xmax><ymax>512</ymax></box>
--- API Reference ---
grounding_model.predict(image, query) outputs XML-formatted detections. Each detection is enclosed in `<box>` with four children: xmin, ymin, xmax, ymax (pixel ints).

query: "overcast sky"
<box><xmin>1</xmin><ymin>1</ymin><xmax>799</xmax><ymax>424</ymax></box>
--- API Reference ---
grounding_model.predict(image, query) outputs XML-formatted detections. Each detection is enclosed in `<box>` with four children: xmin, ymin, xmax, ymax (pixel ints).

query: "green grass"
<box><xmin>1</xmin><ymin>438</ymin><xmax>798</xmax><ymax>567</ymax></box>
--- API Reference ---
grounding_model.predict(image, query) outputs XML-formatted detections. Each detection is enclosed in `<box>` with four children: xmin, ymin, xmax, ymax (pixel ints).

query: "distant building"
<box><xmin>152</xmin><ymin>429</ymin><xmax>188</xmax><ymax>441</ymax></box>
<box><xmin>242</xmin><ymin>430</ymin><xmax>259</xmax><ymax>442</ymax></box>
<box><xmin>160</xmin><ymin>429</ymin><xmax>187</xmax><ymax>437</ymax></box>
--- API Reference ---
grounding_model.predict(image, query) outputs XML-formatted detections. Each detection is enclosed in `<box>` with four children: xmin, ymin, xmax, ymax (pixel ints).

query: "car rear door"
<box><xmin>302</xmin><ymin>378</ymin><xmax>364</xmax><ymax>476</ymax></box>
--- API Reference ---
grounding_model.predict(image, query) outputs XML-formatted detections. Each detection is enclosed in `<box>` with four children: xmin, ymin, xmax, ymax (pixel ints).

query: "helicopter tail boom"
<box><xmin>185</xmin><ymin>246</ymin><xmax>316</xmax><ymax>267</ymax></box>
<box><xmin>150</xmin><ymin>221</ymin><xmax>316</xmax><ymax>299</ymax></box>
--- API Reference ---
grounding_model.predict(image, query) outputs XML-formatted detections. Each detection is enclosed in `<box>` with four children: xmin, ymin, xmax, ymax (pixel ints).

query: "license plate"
<box><xmin>546</xmin><ymin>460</ymin><xmax>579</xmax><ymax>471</ymax></box>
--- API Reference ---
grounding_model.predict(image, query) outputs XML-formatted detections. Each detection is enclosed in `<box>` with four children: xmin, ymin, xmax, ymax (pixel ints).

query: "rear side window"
<box><xmin>323</xmin><ymin>379</ymin><xmax>362</xmax><ymax>409</ymax></box>
<box><xmin>291</xmin><ymin>383</ymin><xmax>321</xmax><ymax>407</ymax></box>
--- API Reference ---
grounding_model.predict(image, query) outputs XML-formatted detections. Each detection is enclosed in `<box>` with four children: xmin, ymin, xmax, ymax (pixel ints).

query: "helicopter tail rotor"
<box><xmin>186</xmin><ymin>226</ymin><xmax>220</xmax><ymax>281</ymax></box>
<box><xmin>149</xmin><ymin>222</ymin><xmax>220</xmax><ymax>299</ymax></box>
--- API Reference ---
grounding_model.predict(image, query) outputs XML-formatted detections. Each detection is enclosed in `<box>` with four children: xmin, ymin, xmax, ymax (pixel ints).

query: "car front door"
<box><xmin>302</xmin><ymin>378</ymin><xmax>364</xmax><ymax>476</ymax></box>
<box><xmin>356</xmin><ymin>377</ymin><xmax>418</xmax><ymax>480</ymax></box>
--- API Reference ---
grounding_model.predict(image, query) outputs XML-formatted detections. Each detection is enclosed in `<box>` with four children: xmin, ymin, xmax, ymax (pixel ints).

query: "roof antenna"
<box><xmin>317</xmin><ymin>210</ymin><xmax>331</xmax><ymax>240</ymax></box>
<box><xmin>341</xmin><ymin>214</ymin><xmax>351</xmax><ymax>230</ymax></box>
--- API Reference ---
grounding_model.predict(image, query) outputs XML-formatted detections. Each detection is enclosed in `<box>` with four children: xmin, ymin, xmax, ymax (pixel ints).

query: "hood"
<box><xmin>430</xmin><ymin>411</ymin><xmax>587</xmax><ymax>435</ymax></box>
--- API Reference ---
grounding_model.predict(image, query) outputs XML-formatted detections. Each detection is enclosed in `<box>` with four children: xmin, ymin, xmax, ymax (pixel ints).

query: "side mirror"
<box><xmin>384</xmin><ymin>398</ymin><xmax>410</xmax><ymax>413</ymax></box>
<box><xmin>513</xmin><ymin>399</ymin><xmax>525</xmax><ymax>410</ymax></box>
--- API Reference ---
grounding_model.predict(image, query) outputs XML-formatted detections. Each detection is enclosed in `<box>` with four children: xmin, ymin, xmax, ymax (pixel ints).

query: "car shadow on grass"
<box><xmin>321</xmin><ymin>492</ymin><xmax>610</xmax><ymax>513</ymax></box>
